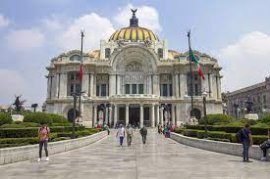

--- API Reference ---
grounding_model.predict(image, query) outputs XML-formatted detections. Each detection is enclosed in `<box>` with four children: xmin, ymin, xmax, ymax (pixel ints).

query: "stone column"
<box><xmin>82</xmin><ymin>73</ymin><xmax>89</xmax><ymax>96</ymax></box>
<box><xmin>140</xmin><ymin>104</ymin><xmax>144</xmax><ymax>128</ymax></box>
<box><xmin>125</xmin><ymin>104</ymin><xmax>129</xmax><ymax>126</ymax></box>
<box><xmin>114</xmin><ymin>104</ymin><xmax>118</xmax><ymax>128</ymax></box>
<box><xmin>149</xmin><ymin>75</ymin><xmax>152</xmax><ymax>94</ymax></box>
<box><xmin>172</xmin><ymin>104</ymin><xmax>175</xmax><ymax>125</ymax></box>
<box><xmin>90</xmin><ymin>74</ymin><xmax>94</xmax><ymax>97</ymax></box>
<box><xmin>109</xmin><ymin>74</ymin><xmax>116</xmax><ymax>96</ymax></box>
<box><xmin>109</xmin><ymin>106</ymin><xmax>112</xmax><ymax>127</ymax></box>
<box><xmin>160</xmin><ymin>107</ymin><xmax>164</xmax><ymax>126</ymax></box>
<box><xmin>175</xmin><ymin>74</ymin><xmax>179</xmax><ymax>98</ymax></box>
<box><xmin>117</xmin><ymin>75</ymin><xmax>121</xmax><ymax>95</ymax></box>
<box><xmin>59</xmin><ymin>73</ymin><xmax>67</xmax><ymax>98</ymax></box>
<box><xmin>156</xmin><ymin>105</ymin><xmax>160</xmax><ymax>125</ymax></box>
<box><xmin>55</xmin><ymin>73</ymin><xmax>60</xmax><ymax>98</ymax></box>
<box><xmin>93</xmin><ymin>105</ymin><xmax>97</xmax><ymax>127</ymax></box>
<box><xmin>180</xmin><ymin>74</ymin><xmax>187</xmax><ymax>98</ymax></box>
<box><xmin>151</xmin><ymin>104</ymin><xmax>155</xmax><ymax>127</ymax></box>
<box><xmin>93</xmin><ymin>74</ymin><xmax>96</xmax><ymax>97</ymax></box>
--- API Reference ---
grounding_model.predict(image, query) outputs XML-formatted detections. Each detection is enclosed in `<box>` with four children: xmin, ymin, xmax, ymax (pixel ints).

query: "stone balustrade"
<box><xmin>0</xmin><ymin>131</ymin><xmax>107</xmax><ymax>165</ymax></box>
<box><xmin>171</xmin><ymin>132</ymin><xmax>269</xmax><ymax>160</ymax></box>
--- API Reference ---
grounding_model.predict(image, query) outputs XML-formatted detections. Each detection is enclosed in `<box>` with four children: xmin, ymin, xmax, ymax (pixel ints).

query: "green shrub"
<box><xmin>51</xmin><ymin>123</ymin><xmax>72</xmax><ymax>127</ymax></box>
<box><xmin>259</xmin><ymin>114</ymin><xmax>270</xmax><ymax>124</ymax></box>
<box><xmin>0</xmin><ymin>126</ymin><xmax>85</xmax><ymax>138</ymax></box>
<box><xmin>252</xmin><ymin>123</ymin><xmax>270</xmax><ymax>128</ymax></box>
<box><xmin>200</xmin><ymin>114</ymin><xmax>233</xmax><ymax>125</ymax></box>
<box><xmin>0</xmin><ymin>112</ymin><xmax>12</xmax><ymax>126</ymax></box>
<box><xmin>0</xmin><ymin>137</ymin><xmax>38</xmax><ymax>145</ymax></box>
<box><xmin>207</xmin><ymin>131</ymin><xmax>232</xmax><ymax>141</ymax></box>
<box><xmin>0</xmin><ymin>122</ymin><xmax>40</xmax><ymax>128</ymax></box>
<box><xmin>197</xmin><ymin>131</ymin><xmax>206</xmax><ymax>139</ymax></box>
<box><xmin>183</xmin><ymin>129</ymin><xmax>198</xmax><ymax>137</ymax></box>
<box><xmin>252</xmin><ymin>135</ymin><xmax>269</xmax><ymax>145</ymax></box>
<box><xmin>23</xmin><ymin>112</ymin><xmax>69</xmax><ymax>125</ymax></box>
<box><xmin>174</xmin><ymin>128</ymin><xmax>185</xmax><ymax>134</ymax></box>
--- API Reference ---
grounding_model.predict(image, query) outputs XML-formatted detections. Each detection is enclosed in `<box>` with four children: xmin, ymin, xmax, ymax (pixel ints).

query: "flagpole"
<box><xmin>78</xmin><ymin>30</ymin><xmax>84</xmax><ymax>117</ymax></box>
<box><xmin>187</xmin><ymin>31</ymin><xmax>194</xmax><ymax>117</ymax></box>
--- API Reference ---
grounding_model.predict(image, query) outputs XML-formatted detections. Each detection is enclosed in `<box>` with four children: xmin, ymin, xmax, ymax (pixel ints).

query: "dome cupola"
<box><xmin>109</xmin><ymin>9</ymin><xmax>159</xmax><ymax>42</ymax></box>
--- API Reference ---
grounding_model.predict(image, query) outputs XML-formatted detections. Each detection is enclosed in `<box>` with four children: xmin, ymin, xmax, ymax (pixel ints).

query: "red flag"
<box><xmin>79</xmin><ymin>64</ymin><xmax>84</xmax><ymax>82</ymax></box>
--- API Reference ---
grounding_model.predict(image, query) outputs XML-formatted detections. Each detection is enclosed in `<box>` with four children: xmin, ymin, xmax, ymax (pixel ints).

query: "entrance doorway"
<box><xmin>129</xmin><ymin>107</ymin><xmax>139</xmax><ymax>127</ymax></box>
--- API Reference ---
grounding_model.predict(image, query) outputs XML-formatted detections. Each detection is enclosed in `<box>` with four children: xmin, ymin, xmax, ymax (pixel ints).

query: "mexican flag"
<box><xmin>189</xmin><ymin>49</ymin><xmax>205</xmax><ymax>80</ymax></box>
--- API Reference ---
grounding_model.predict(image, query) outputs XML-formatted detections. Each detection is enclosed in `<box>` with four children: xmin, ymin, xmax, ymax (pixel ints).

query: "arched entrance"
<box><xmin>67</xmin><ymin>109</ymin><xmax>79</xmax><ymax>122</ymax></box>
<box><xmin>190</xmin><ymin>108</ymin><xmax>201</xmax><ymax>120</ymax></box>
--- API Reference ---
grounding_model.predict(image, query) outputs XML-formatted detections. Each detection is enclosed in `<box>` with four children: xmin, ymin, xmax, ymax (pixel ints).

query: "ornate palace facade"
<box><xmin>45</xmin><ymin>10</ymin><xmax>223</xmax><ymax>127</ymax></box>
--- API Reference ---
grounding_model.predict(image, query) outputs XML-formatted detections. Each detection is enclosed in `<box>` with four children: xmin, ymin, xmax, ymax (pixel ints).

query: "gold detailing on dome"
<box><xmin>109</xmin><ymin>9</ymin><xmax>159</xmax><ymax>42</ymax></box>
<box><xmin>109</xmin><ymin>27</ymin><xmax>159</xmax><ymax>42</ymax></box>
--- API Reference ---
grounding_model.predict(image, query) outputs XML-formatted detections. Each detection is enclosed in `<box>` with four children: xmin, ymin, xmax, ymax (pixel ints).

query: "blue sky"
<box><xmin>1</xmin><ymin>0</ymin><xmax>270</xmax><ymax>107</ymax></box>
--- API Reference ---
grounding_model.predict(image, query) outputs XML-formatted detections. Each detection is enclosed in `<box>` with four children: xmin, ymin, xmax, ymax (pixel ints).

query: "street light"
<box><xmin>202</xmin><ymin>91</ymin><xmax>208</xmax><ymax>138</ymax></box>
<box><xmin>71</xmin><ymin>91</ymin><xmax>85</xmax><ymax>139</ymax></box>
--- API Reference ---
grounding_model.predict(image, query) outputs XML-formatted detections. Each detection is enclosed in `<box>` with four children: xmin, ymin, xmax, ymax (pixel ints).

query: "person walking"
<box><xmin>126</xmin><ymin>124</ymin><xmax>133</xmax><ymax>146</ymax></box>
<box><xmin>116</xmin><ymin>124</ymin><xmax>125</xmax><ymax>146</ymax></box>
<box><xmin>140</xmin><ymin>126</ymin><xmax>148</xmax><ymax>144</ymax></box>
<box><xmin>38</xmin><ymin>122</ymin><xmax>50</xmax><ymax>162</ymax></box>
<box><xmin>241</xmin><ymin>123</ymin><xmax>253</xmax><ymax>162</ymax></box>
<box><xmin>103</xmin><ymin>123</ymin><xmax>110</xmax><ymax>135</ymax></box>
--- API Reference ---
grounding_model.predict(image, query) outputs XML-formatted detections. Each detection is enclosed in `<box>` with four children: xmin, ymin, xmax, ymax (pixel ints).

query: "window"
<box><xmin>125</xmin><ymin>84</ymin><xmax>130</xmax><ymax>94</ymax></box>
<box><xmin>162</xmin><ymin>84</ymin><xmax>167</xmax><ymax>96</ymax></box>
<box><xmin>101</xmin><ymin>84</ymin><xmax>107</xmax><ymax>96</ymax></box>
<box><xmin>70</xmin><ymin>55</ymin><xmax>80</xmax><ymax>61</ymax></box>
<box><xmin>139</xmin><ymin>84</ymin><xmax>144</xmax><ymax>94</ymax></box>
<box><xmin>158</xmin><ymin>48</ymin><xmax>163</xmax><ymax>58</ymax></box>
<box><xmin>67</xmin><ymin>72</ymin><xmax>81</xmax><ymax>96</ymax></box>
<box><xmin>187</xmin><ymin>73</ymin><xmax>201</xmax><ymax>96</ymax></box>
<box><xmin>132</xmin><ymin>84</ymin><xmax>137</xmax><ymax>94</ymax></box>
<box><xmin>105</xmin><ymin>48</ymin><xmax>111</xmax><ymax>58</ymax></box>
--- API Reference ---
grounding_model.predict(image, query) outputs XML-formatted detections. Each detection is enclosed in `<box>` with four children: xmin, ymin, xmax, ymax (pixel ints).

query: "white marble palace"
<box><xmin>45</xmin><ymin>10</ymin><xmax>223</xmax><ymax>127</ymax></box>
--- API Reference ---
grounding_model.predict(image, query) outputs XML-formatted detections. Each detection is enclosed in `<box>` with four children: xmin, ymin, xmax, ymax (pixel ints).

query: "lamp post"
<box><xmin>71</xmin><ymin>93</ymin><xmax>78</xmax><ymax>139</ymax></box>
<box><xmin>71</xmin><ymin>91</ymin><xmax>85</xmax><ymax>139</ymax></box>
<box><xmin>202</xmin><ymin>91</ymin><xmax>208</xmax><ymax>138</ymax></box>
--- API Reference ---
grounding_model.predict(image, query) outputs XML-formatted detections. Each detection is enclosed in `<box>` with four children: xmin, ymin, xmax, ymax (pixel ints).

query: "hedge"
<box><xmin>185</xmin><ymin>125</ymin><xmax>270</xmax><ymax>135</ymax></box>
<box><xmin>200</xmin><ymin>114</ymin><xmax>233</xmax><ymax>125</ymax></box>
<box><xmin>0</xmin><ymin>112</ymin><xmax>12</xmax><ymax>126</ymax></box>
<box><xmin>23</xmin><ymin>112</ymin><xmax>69</xmax><ymax>125</ymax></box>
<box><xmin>0</xmin><ymin>126</ymin><xmax>85</xmax><ymax>138</ymax></box>
<box><xmin>177</xmin><ymin>128</ymin><xmax>268</xmax><ymax>145</ymax></box>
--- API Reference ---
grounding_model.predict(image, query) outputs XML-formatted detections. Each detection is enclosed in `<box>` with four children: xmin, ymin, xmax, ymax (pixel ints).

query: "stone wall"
<box><xmin>171</xmin><ymin>132</ymin><xmax>268</xmax><ymax>160</ymax></box>
<box><xmin>0</xmin><ymin>131</ymin><xmax>107</xmax><ymax>165</ymax></box>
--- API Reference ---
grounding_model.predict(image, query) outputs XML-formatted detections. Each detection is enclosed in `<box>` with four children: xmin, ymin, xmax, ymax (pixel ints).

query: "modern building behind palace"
<box><xmin>44</xmin><ymin>10</ymin><xmax>223</xmax><ymax>127</ymax></box>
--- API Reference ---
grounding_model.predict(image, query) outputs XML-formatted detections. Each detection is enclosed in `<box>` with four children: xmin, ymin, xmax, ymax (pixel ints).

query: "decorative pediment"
<box><xmin>126</xmin><ymin>62</ymin><xmax>142</xmax><ymax>72</ymax></box>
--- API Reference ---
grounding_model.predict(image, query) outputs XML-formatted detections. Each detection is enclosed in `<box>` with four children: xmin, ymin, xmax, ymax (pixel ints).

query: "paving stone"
<box><xmin>0</xmin><ymin>129</ymin><xmax>269</xmax><ymax>179</ymax></box>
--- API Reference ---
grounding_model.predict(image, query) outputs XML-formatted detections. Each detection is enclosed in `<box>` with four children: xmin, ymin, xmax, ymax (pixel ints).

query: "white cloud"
<box><xmin>218</xmin><ymin>31</ymin><xmax>270</xmax><ymax>92</ymax></box>
<box><xmin>56</xmin><ymin>13</ymin><xmax>115</xmax><ymax>51</ymax></box>
<box><xmin>0</xmin><ymin>69</ymin><xmax>27</xmax><ymax>105</ymax></box>
<box><xmin>6</xmin><ymin>28</ymin><xmax>45</xmax><ymax>51</ymax></box>
<box><xmin>0</xmin><ymin>14</ymin><xmax>10</xmax><ymax>28</ymax></box>
<box><xmin>114</xmin><ymin>4</ymin><xmax>162</xmax><ymax>32</ymax></box>
<box><xmin>42</xmin><ymin>18</ymin><xmax>63</xmax><ymax>31</ymax></box>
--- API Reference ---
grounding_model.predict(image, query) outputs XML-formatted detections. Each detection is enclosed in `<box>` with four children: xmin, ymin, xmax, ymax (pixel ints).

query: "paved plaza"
<box><xmin>0</xmin><ymin>130</ymin><xmax>269</xmax><ymax>179</ymax></box>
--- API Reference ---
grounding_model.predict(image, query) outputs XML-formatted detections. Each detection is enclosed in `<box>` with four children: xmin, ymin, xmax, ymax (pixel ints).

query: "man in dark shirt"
<box><xmin>241</xmin><ymin>124</ymin><xmax>253</xmax><ymax>162</ymax></box>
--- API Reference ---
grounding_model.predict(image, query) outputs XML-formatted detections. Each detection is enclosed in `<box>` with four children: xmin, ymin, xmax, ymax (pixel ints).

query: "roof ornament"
<box><xmin>130</xmin><ymin>9</ymin><xmax>139</xmax><ymax>27</ymax></box>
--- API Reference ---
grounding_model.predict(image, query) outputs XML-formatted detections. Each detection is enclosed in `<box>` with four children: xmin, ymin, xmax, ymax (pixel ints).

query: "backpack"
<box><xmin>260</xmin><ymin>140</ymin><xmax>270</xmax><ymax>150</ymax></box>
<box><xmin>236</xmin><ymin>129</ymin><xmax>243</xmax><ymax>142</ymax></box>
